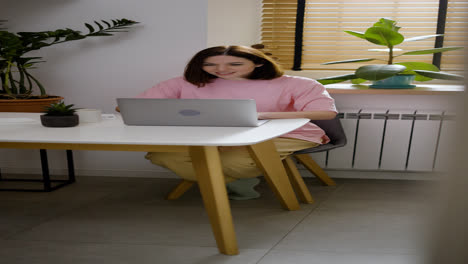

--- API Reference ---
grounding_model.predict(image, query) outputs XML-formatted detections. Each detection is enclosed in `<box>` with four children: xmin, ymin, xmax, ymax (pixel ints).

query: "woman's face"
<box><xmin>202</xmin><ymin>55</ymin><xmax>262</xmax><ymax>80</ymax></box>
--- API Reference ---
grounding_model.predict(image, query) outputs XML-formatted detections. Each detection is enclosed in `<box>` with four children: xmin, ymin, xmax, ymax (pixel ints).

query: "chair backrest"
<box><xmin>293</xmin><ymin>115</ymin><xmax>347</xmax><ymax>154</ymax></box>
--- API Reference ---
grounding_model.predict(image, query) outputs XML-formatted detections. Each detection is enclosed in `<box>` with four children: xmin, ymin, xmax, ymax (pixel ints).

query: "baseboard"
<box><xmin>1</xmin><ymin>167</ymin><xmax>444</xmax><ymax>180</ymax></box>
<box><xmin>0</xmin><ymin>167</ymin><xmax>178</xmax><ymax>179</ymax></box>
<box><xmin>300</xmin><ymin>169</ymin><xmax>444</xmax><ymax>181</ymax></box>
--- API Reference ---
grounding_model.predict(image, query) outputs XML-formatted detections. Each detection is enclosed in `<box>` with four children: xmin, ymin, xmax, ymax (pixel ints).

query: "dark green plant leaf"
<box><xmin>355</xmin><ymin>64</ymin><xmax>406</xmax><ymax>80</ymax></box>
<box><xmin>413</xmin><ymin>70</ymin><xmax>464</xmax><ymax>81</ymax></box>
<box><xmin>364</xmin><ymin>26</ymin><xmax>404</xmax><ymax>47</ymax></box>
<box><xmin>84</xmin><ymin>19</ymin><xmax>138</xmax><ymax>38</ymax></box>
<box><xmin>84</xmin><ymin>23</ymin><xmax>95</xmax><ymax>33</ymax></box>
<box><xmin>351</xmin><ymin>78</ymin><xmax>367</xmax><ymax>84</ymax></box>
<box><xmin>322</xmin><ymin>58</ymin><xmax>376</xmax><ymax>65</ymax></box>
<box><xmin>395</xmin><ymin>62</ymin><xmax>439</xmax><ymax>81</ymax></box>
<box><xmin>317</xmin><ymin>79</ymin><xmax>347</xmax><ymax>85</ymax></box>
<box><xmin>43</xmin><ymin>101</ymin><xmax>77</xmax><ymax>115</ymax></box>
<box><xmin>102</xmin><ymin>20</ymin><xmax>111</xmax><ymax>27</ymax></box>
<box><xmin>344</xmin><ymin>30</ymin><xmax>366</xmax><ymax>40</ymax></box>
<box><xmin>88</xmin><ymin>32</ymin><xmax>113</xmax><ymax>36</ymax></box>
<box><xmin>94</xmin><ymin>21</ymin><xmax>104</xmax><ymax>30</ymax></box>
<box><xmin>65</xmin><ymin>34</ymin><xmax>86</xmax><ymax>41</ymax></box>
<box><xmin>101</xmin><ymin>30</ymin><xmax>129</xmax><ymax>33</ymax></box>
<box><xmin>401</xmin><ymin>47</ymin><xmax>463</xmax><ymax>55</ymax></box>
<box><xmin>316</xmin><ymin>73</ymin><xmax>357</xmax><ymax>85</ymax></box>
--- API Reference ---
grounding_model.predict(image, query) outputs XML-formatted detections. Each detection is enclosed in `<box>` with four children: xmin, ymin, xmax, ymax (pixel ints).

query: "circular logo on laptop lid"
<box><xmin>178</xmin><ymin>109</ymin><xmax>201</xmax><ymax>116</ymax></box>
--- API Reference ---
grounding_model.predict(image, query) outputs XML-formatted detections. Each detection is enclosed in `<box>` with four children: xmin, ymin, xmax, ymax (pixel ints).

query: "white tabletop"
<box><xmin>0</xmin><ymin>113</ymin><xmax>310</xmax><ymax>146</ymax></box>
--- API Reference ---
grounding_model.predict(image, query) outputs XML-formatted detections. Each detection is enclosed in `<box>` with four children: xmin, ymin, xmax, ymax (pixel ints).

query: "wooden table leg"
<box><xmin>283</xmin><ymin>157</ymin><xmax>314</xmax><ymax>204</ymax></box>
<box><xmin>189</xmin><ymin>146</ymin><xmax>239</xmax><ymax>255</ymax></box>
<box><xmin>248</xmin><ymin>140</ymin><xmax>301</xmax><ymax>211</ymax></box>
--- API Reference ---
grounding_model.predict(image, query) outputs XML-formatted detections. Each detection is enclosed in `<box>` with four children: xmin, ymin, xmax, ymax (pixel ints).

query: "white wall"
<box><xmin>207</xmin><ymin>0</ymin><xmax>262</xmax><ymax>47</ymax></box>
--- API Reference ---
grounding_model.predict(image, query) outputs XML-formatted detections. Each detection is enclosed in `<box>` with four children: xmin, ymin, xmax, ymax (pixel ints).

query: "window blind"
<box><xmin>261</xmin><ymin>0</ymin><xmax>298</xmax><ymax>69</ymax></box>
<box><xmin>444</xmin><ymin>0</ymin><xmax>468</xmax><ymax>71</ymax></box>
<box><xmin>261</xmin><ymin>0</ymin><xmax>467</xmax><ymax>72</ymax></box>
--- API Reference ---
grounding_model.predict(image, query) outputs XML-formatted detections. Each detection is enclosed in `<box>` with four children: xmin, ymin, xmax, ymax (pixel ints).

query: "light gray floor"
<box><xmin>0</xmin><ymin>175</ymin><xmax>438</xmax><ymax>264</ymax></box>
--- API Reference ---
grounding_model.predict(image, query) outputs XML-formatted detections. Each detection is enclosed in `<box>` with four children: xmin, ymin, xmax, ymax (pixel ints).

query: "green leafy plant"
<box><xmin>43</xmin><ymin>101</ymin><xmax>77</xmax><ymax>116</ymax></box>
<box><xmin>0</xmin><ymin>18</ymin><xmax>139</xmax><ymax>99</ymax></box>
<box><xmin>317</xmin><ymin>18</ymin><xmax>464</xmax><ymax>85</ymax></box>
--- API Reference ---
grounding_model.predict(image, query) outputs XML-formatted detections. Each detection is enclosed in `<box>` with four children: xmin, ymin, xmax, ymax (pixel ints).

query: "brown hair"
<box><xmin>184</xmin><ymin>45</ymin><xmax>284</xmax><ymax>87</ymax></box>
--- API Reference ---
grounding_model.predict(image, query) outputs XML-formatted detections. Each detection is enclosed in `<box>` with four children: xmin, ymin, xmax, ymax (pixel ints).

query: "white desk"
<box><xmin>0</xmin><ymin>112</ymin><xmax>310</xmax><ymax>255</ymax></box>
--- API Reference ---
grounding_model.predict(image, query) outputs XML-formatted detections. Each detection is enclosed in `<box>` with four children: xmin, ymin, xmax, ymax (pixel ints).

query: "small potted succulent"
<box><xmin>40</xmin><ymin>101</ymin><xmax>79</xmax><ymax>127</ymax></box>
<box><xmin>317</xmin><ymin>18</ymin><xmax>464</xmax><ymax>88</ymax></box>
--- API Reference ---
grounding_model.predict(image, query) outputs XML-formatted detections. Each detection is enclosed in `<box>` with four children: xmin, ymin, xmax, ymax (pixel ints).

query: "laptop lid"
<box><xmin>116</xmin><ymin>98</ymin><xmax>267</xmax><ymax>127</ymax></box>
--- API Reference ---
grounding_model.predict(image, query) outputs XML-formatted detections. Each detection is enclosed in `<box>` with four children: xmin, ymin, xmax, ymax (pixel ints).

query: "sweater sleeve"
<box><xmin>136</xmin><ymin>77</ymin><xmax>183</xmax><ymax>98</ymax></box>
<box><xmin>289</xmin><ymin>77</ymin><xmax>337</xmax><ymax>113</ymax></box>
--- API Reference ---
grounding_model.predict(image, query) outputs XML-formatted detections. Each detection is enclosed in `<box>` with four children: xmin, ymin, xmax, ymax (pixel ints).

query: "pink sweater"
<box><xmin>137</xmin><ymin>75</ymin><xmax>337</xmax><ymax>144</ymax></box>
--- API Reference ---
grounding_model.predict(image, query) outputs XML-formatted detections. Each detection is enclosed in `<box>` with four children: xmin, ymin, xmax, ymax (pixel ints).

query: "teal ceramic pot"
<box><xmin>369</xmin><ymin>74</ymin><xmax>416</xmax><ymax>89</ymax></box>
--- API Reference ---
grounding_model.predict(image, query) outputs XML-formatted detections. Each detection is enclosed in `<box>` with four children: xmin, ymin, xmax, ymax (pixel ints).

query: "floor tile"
<box><xmin>275</xmin><ymin>186</ymin><xmax>431</xmax><ymax>255</ymax></box>
<box><xmin>0</xmin><ymin>176</ymin><xmax>126</xmax><ymax>239</ymax></box>
<box><xmin>327</xmin><ymin>179</ymin><xmax>439</xmax><ymax>203</ymax></box>
<box><xmin>8</xmin><ymin>199</ymin><xmax>312</xmax><ymax>250</ymax></box>
<box><xmin>0</xmin><ymin>240</ymin><xmax>267</xmax><ymax>264</ymax></box>
<box><xmin>8</xmin><ymin>203</ymin><xmax>219</xmax><ymax>247</ymax></box>
<box><xmin>259</xmin><ymin>250</ymin><xmax>425</xmax><ymax>264</ymax></box>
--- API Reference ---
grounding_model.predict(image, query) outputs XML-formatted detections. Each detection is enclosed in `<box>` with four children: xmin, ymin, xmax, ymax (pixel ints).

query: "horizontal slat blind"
<box><xmin>443</xmin><ymin>0</ymin><xmax>468</xmax><ymax>71</ymax></box>
<box><xmin>261</xmin><ymin>0</ymin><xmax>466</xmax><ymax>72</ymax></box>
<box><xmin>261</xmin><ymin>0</ymin><xmax>297</xmax><ymax>69</ymax></box>
<box><xmin>302</xmin><ymin>0</ymin><xmax>440</xmax><ymax>70</ymax></box>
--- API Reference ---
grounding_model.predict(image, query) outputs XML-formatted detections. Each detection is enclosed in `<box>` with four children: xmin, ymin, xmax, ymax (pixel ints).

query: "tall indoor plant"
<box><xmin>317</xmin><ymin>18</ymin><xmax>464</xmax><ymax>87</ymax></box>
<box><xmin>0</xmin><ymin>18</ymin><xmax>138</xmax><ymax>111</ymax></box>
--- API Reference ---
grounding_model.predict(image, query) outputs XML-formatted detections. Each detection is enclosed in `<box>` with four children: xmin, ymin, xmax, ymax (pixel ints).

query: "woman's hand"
<box><xmin>258</xmin><ymin>111</ymin><xmax>336</xmax><ymax>120</ymax></box>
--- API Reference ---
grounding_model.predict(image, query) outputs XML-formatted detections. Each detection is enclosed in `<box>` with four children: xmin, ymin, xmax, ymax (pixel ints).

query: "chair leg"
<box><xmin>294</xmin><ymin>154</ymin><xmax>336</xmax><ymax>186</ymax></box>
<box><xmin>282</xmin><ymin>157</ymin><xmax>314</xmax><ymax>204</ymax></box>
<box><xmin>166</xmin><ymin>180</ymin><xmax>195</xmax><ymax>200</ymax></box>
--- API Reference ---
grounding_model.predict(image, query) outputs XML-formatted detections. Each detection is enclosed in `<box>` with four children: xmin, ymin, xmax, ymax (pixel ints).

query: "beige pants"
<box><xmin>145</xmin><ymin>137</ymin><xmax>320</xmax><ymax>182</ymax></box>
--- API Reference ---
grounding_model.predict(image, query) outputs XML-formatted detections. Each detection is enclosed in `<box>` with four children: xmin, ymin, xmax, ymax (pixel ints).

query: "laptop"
<box><xmin>116</xmin><ymin>98</ymin><xmax>268</xmax><ymax>127</ymax></box>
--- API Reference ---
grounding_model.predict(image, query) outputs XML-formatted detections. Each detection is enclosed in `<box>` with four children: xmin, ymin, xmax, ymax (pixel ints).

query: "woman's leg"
<box><xmin>145</xmin><ymin>152</ymin><xmax>198</xmax><ymax>181</ymax></box>
<box><xmin>219</xmin><ymin>138</ymin><xmax>320</xmax><ymax>179</ymax></box>
<box><xmin>145</xmin><ymin>149</ymin><xmax>261</xmax><ymax>200</ymax></box>
<box><xmin>219</xmin><ymin>138</ymin><xmax>320</xmax><ymax>200</ymax></box>
<box><xmin>145</xmin><ymin>138</ymin><xmax>320</xmax><ymax>199</ymax></box>
<box><xmin>145</xmin><ymin>152</ymin><xmax>237</xmax><ymax>182</ymax></box>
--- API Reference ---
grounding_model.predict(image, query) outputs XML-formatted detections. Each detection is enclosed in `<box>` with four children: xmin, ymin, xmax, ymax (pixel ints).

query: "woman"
<box><xmin>138</xmin><ymin>45</ymin><xmax>337</xmax><ymax>200</ymax></box>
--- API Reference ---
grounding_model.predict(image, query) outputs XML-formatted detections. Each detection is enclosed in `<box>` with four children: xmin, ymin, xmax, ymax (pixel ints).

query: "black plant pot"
<box><xmin>40</xmin><ymin>114</ymin><xmax>79</xmax><ymax>127</ymax></box>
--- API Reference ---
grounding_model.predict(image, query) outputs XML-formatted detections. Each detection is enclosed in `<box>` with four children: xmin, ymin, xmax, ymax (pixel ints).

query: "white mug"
<box><xmin>76</xmin><ymin>109</ymin><xmax>102</xmax><ymax>123</ymax></box>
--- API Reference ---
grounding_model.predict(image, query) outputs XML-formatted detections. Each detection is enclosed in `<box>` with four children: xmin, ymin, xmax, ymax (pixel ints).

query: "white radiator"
<box><xmin>309</xmin><ymin>109</ymin><xmax>457</xmax><ymax>172</ymax></box>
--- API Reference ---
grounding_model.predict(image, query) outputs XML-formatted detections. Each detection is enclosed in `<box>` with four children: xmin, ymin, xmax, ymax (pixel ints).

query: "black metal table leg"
<box><xmin>66</xmin><ymin>150</ymin><xmax>76</xmax><ymax>183</ymax></box>
<box><xmin>0</xmin><ymin>149</ymin><xmax>76</xmax><ymax>192</ymax></box>
<box><xmin>40</xmin><ymin>149</ymin><xmax>52</xmax><ymax>191</ymax></box>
